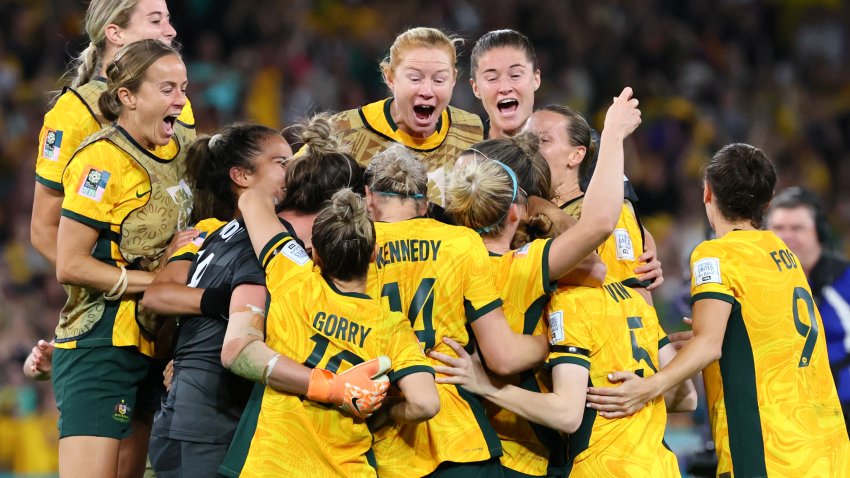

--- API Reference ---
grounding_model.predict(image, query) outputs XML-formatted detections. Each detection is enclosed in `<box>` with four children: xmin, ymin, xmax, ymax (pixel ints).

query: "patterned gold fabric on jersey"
<box><xmin>56</xmin><ymin>125</ymin><xmax>192</xmax><ymax>356</ymax></box>
<box><xmin>367</xmin><ymin>218</ymin><xmax>503</xmax><ymax>477</ymax></box>
<box><xmin>331</xmin><ymin>99</ymin><xmax>483</xmax><ymax>206</ymax></box>
<box><xmin>242</xmin><ymin>233</ymin><xmax>432</xmax><ymax>478</ymax></box>
<box><xmin>561</xmin><ymin>197</ymin><xmax>648</xmax><ymax>288</ymax></box>
<box><xmin>487</xmin><ymin>239</ymin><xmax>563</xmax><ymax>477</ymax></box>
<box><xmin>690</xmin><ymin>230</ymin><xmax>850</xmax><ymax>478</ymax></box>
<box><xmin>35</xmin><ymin>79</ymin><xmax>195</xmax><ymax>190</ymax></box>
<box><xmin>546</xmin><ymin>282</ymin><xmax>680</xmax><ymax>478</ymax></box>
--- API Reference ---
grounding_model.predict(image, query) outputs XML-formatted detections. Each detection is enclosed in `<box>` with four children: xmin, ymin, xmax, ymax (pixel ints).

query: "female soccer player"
<box><xmin>235</xmin><ymin>176</ymin><xmax>439</xmax><ymax>476</ymax></box>
<box><xmin>586</xmin><ymin>143</ymin><xmax>850</xmax><ymax>477</ymax></box>
<box><xmin>469</xmin><ymin>29</ymin><xmax>662</xmax><ymax>291</ymax></box>
<box><xmin>443</xmin><ymin>89</ymin><xmax>671</xmax><ymax>477</ymax></box>
<box><xmin>526</xmin><ymin>105</ymin><xmax>656</xmax><ymax>304</ymax></box>
<box><xmin>361</xmin><ymin>104</ymin><xmax>643</xmax><ymax>476</ymax></box>
<box><xmin>332</xmin><ymin>27</ymin><xmax>483</xmax><ymax>206</ymax></box>
<box><xmin>32</xmin><ymin>0</ymin><xmax>195</xmax><ymax>264</ymax></box>
<box><xmin>52</xmin><ymin>39</ymin><xmax>191</xmax><ymax>478</ymax></box>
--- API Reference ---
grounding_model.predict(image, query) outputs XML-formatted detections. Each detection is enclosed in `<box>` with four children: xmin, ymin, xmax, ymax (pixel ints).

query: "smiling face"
<box><xmin>385</xmin><ymin>47</ymin><xmax>456</xmax><ymax>139</ymax></box>
<box><xmin>471</xmin><ymin>46</ymin><xmax>540</xmax><ymax>138</ymax></box>
<box><xmin>118</xmin><ymin>54</ymin><xmax>187</xmax><ymax>149</ymax></box>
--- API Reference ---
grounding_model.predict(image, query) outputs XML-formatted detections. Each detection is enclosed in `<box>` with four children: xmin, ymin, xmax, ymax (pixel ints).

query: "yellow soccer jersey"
<box><xmin>367</xmin><ymin>218</ymin><xmax>503</xmax><ymax>477</ymax></box>
<box><xmin>35</xmin><ymin>79</ymin><xmax>195</xmax><ymax>191</ymax></box>
<box><xmin>546</xmin><ymin>282</ymin><xmax>680</xmax><ymax>478</ymax></box>
<box><xmin>169</xmin><ymin>218</ymin><xmax>227</xmax><ymax>263</ymax></box>
<box><xmin>561</xmin><ymin>197</ymin><xmax>648</xmax><ymax>288</ymax></box>
<box><xmin>690</xmin><ymin>230</ymin><xmax>850</xmax><ymax>478</ymax></box>
<box><xmin>57</xmin><ymin>128</ymin><xmax>188</xmax><ymax>356</ymax></box>
<box><xmin>487</xmin><ymin>239</ymin><xmax>564</xmax><ymax>477</ymax></box>
<box><xmin>330</xmin><ymin>99</ymin><xmax>483</xmax><ymax>206</ymax></box>
<box><xmin>242</xmin><ymin>233</ymin><xmax>433</xmax><ymax>478</ymax></box>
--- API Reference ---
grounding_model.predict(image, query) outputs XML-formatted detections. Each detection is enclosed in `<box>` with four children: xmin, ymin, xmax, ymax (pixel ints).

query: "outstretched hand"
<box><xmin>585</xmin><ymin>371</ymin><xmax>656</xmax><ymax>419</ymax></box>
<box><xmin>429</xmin><ymin>337</ymin><xmax>497</xmax><ymax>396</ymax></box>
<box><xmin>603</xmin><ymin>87</ymin><xmax>642</xmax><ymax>140</ymax></box>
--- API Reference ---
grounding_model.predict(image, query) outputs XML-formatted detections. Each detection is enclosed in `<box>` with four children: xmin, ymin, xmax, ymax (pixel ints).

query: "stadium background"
<box><xmin>0</xmin><ymin>0</ymin><xmax>848</xmax><ymax>476</ymax></box>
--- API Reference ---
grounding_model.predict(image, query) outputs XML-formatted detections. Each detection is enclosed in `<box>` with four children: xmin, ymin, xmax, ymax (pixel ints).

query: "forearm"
<box><xmin>486</xmin><ymin>384</ymin><xmax>580</xmax><ymax>434</ymax></box>
<box><xmin>648</xmin><ymin>335</ymin><xmax>719</xmax><ymax>399</ymax></box>
<box><xmin>227</xmin><ymin>340</ymin><xmax>311</xmax><ymax>395</ymax></box>
<box><xmin>238</xmin><ymin>189</ymin><xmax>286</xmax><ymax>259</ymax></box>
<box><xmin>389</xmin><ymin>398</ymin><xmax>433</xmax><ymax>424</ymax></box>
<box><xmin>57</xmin><ymin>254</ymin><xmax>154</xmax><ymax>294</ymax></box>
<box><xmin>664</xmin><ymin>378</ymin><xmax>697</xmax><ymax>412</ymax></box>
<box><xmin>141</xmin><ymin>282</ymin><xmax>203</xmax><ymax>315</ymax></box>
<box><xmin>488</xmin><ymin>334</ymin><xmax>549</xmax><ymax>376</ymax></box>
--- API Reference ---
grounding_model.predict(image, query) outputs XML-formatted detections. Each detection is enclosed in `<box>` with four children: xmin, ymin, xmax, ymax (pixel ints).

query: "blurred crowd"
<box><xmin>1</xmin><ymin>0</ymin><xmax>849</xmax><ymax>474</ymax></box>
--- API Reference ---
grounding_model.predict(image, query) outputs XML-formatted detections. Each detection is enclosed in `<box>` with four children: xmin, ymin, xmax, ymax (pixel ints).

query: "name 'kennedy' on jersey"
<box><xmin>375</xmin><ymin>239</ymin><xmax>442</xmax><ymax>269</ymax></box>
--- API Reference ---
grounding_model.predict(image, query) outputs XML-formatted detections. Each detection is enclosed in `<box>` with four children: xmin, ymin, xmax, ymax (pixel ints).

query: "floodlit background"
<box><xmin>1</xmin><ymin>1</ymin><xmax>848</xmax><ymax>476</ymax></box>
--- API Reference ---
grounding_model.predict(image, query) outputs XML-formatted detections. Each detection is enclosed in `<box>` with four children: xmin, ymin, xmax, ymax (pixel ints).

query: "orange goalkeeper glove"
<box><xmin>306</xmin><ymin>356</ymin><xmax>392</xmax><ymax>418</ymax></box>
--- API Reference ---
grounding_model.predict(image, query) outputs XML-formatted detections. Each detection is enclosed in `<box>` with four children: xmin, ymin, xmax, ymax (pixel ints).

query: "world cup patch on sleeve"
<box><xmin>548</xmin><ymin>310</ymin><xmax>565</xmax><ymax>345</ymax></box>
<box><xmin>281</xmin><ymin>240</ymin><xmax>309</xmax><ymax>266</ymax></box>
<box><xmin>76</xmin><ymin>166</ymin><xmax>111</xmax><ymax>201</ymax></box>
<box><xmin>693</xmin><ymin>257</ymin><xmax>721</xmax><ymax>286</ymax></box>
<box><xmin>613</xmin><ymin>228</ymin><xmax>635</xmax><ymax>260</ymax></box>
<box><xmin>514</xmin><ymin>243</ymin><xmax>531</xmax><ymax>257</ymax></box>
<box><xmin>42</xmin><ymin>129</ymin><xmax>63</xmax><ymax>161</ymax></box>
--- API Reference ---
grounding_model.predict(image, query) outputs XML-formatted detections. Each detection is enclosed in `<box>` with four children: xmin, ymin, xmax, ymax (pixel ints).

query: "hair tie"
<box><xmin>209</xmin><ymin>133</ymin><xmax>223</xmax><ymax>150</ymax></box>
<box><xmin>374</xmin><ymin>190</ymin><xmax>425</xmax><ymax>200</ymax></box>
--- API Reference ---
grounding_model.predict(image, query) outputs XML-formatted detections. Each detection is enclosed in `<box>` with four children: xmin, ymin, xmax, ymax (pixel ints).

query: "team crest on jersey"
<box><xmin>76</xmin><ymin>166</ymin><xmax>111</xmax><ymax>201</ymax></box>
<box><xmin>693</xmin><ymin>257</ymin><xmax>721</xmax><ymax>286</ymax></box>
<box><xmin>42</xmin><ymin>129</ymin><xmax>63</xmax><ymax>161</ymax></box>
<box><xmin>613</xmin><ymin>228</ymin><xmax>635</xmax><ymax>260</ymax></box>
<box><xmin>281</xmin><ymin>240</ymin><xmax>309</xmax><ymax>265</ymax></box>
<box><xmin>548</xmin><ymin>310</ymin><xmax>565</xmax><ymax>345</ymax></box>
<box><xmin>514</xmin><ymin>243</ymin><xmax>531</xmax><ymax>257</ymax></box>
<box><xmin>112</xmin><ymin>399</ymin><xmax>131</xmax><ymax>423</ymax></box>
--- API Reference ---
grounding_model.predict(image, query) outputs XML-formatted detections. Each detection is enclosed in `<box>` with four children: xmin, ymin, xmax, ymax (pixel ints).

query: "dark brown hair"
<box><xmin>705</xmin><ymin>143</ymin><xmax>777</xmax><ymax>228</ymax></box>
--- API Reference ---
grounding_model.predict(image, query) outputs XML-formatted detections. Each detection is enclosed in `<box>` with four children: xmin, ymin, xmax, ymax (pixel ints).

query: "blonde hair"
<box><xmin>68</xmin><ymin>0</ymin><xmax>139</xmax><ymax>88</ymax></box>
<box><xmin>282</xmin><ymin>113</ymin><xmax>364</xmax><ymax>213</ymax></box>
<box><xmin>446</xmin><ymin>156</ymin><xmax>519</xmax><ymax>235</ymax></box>
<box><xmin>380</xmin><ymin>27</ymin><xmax>462</xmax><ymax>81</ymax></box>
<box><xmin>312</xmin><ymin>188</ymin><xmax>375</xmax><ymax>282</ymax></box>
<box><xmin>98</xmin><ymin>39</ymin><xmax>181</xmax><ymax>122</ymax></box>
<box><xmin>365</xmin><ymin>144</ymin><xmax>427</xmax><ymax>204</ymax></box>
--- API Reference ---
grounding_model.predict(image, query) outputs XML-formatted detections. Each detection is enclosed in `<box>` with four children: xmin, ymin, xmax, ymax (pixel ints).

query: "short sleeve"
<box><xmin>534</xmin><ymin>239</ymin><xmax>558</xmax><ymax>294</ymax></box>
<box><xmin>385</xmin><ymin>312</ymin><xmax>434</xmax><ymax>383</ymax></box>
<box><xmin>599</xmin><ymin>202</ymin><xmax>649</xmax><ymax>288</ymax></box>
<box><xmin>260</xmin><ymin>232</ymin><xmax>314</xmax><ymax>282</ymax></box>
<box><xmin>689</xmin><ymin>241</ymin><xmax>735</xmax><ymax>305</ymax></box>
<box><xmin>546</xmin><ymin>292</ymin><xmax>593</xmax><ymax>370</ymax></box>
<box><xmin>462</xmin><ymin>235</ymin><xmax>503</xmax><ymax>322</ymax></box>
<box><xmin>60</xmin><ymin>142</ymin><xmax>127</xmax><ymax>230</ymax></box>
<box><xmin>35</xmin><ymin>93</ymin><xmax>99</xmax><ymax>190</ymax></box>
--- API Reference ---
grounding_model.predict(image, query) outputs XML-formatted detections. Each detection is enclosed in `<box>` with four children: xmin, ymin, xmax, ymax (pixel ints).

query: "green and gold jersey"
<box><xmin>331</xmin><ymin>98</ymin><xmax>483</xmax><ymax>206</ymax></box>
<box><xmin>36</xmin><ymin>79</ymin><xmax>195</xmax><ymax>191</ymax></box>
<box><xmin>168</xmin><ymin>218</ymin><xmax>227</xmax><ymax>263</ymax></box>
<box><xmin>367</xmin><ymin>218</ymin><xmax>503</xmax><ymax>477</ymax></box>
<box><xmin>487</xmin><ymin>239</ymin><xmax>563</xmax><ymax>477</ymax></box>
<box><xmin>242</xmin><ymin>233</ymin><xmax>432</xmax><ymax>478</ymax></box>
<box><xmin>56</xmin><ymin>125</ymin><xmax>192</xmax><ymax>356</ymax></box>
<box><xmin>690</xmin><ymin>230</ymin><xmax>850</xmax><ymax>478</ymax></box>
<box><xmin>546</xmin><ymin>282</ymin><xmax>679</xmax><ymax>478</ymax></box>
<box><xmin>561</xmin><ymin>197</ymin><xmax>649</xmax><ymax>288</ymax></box>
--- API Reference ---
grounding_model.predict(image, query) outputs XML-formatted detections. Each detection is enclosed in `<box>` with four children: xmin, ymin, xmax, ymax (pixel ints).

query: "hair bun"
<box><xmin>300</xmin><ymin>113</ymin><xmax>339</xmax><ymax>155</ymax></box>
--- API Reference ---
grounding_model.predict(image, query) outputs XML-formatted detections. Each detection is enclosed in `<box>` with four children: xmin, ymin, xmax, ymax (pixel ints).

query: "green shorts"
<box><xmin>52</xmin><ymin>346</ymin><xmax>165</xmax><ymax>439</ymax></box>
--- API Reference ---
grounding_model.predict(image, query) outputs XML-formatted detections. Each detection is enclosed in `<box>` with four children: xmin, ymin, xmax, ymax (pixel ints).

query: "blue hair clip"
<box><xmin>376</xmin><ymin>191</ymin><xmax>425</xmax><ymax>200</ymax></box>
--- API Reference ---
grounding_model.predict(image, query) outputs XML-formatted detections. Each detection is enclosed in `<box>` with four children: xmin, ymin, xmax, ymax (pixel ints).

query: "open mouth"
<box><xmin>162</xmin><ymin>114</ymin><xmax>178</xmax><ymax>137</ymax></box>
<box><xmin>497</xmin><ymin>98</ymin><xmax>519</xmax><ymax>116</ymax></box>
<box><xmin>413</xmin><ymin>104</ymin><xmax>436</xmax><ymax>122</ymax></box>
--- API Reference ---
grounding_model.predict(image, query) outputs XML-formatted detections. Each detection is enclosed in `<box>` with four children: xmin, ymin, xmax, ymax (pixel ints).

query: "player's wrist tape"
<box><xmin>263</xmin><ymin>354</ymin><xmax>280</xmax><ymax>386</ymax></box>
<box><xmin>104</xmin><ymin>266</ymin><xmax>128</xmax><ymax>301</ymax></box>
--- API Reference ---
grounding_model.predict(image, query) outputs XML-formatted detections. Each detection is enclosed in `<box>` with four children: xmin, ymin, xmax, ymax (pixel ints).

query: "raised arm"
<box><xmin>237</xmin><ymin>188</ymin><xmax>287</xmax><ymax>260</ymax></box>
